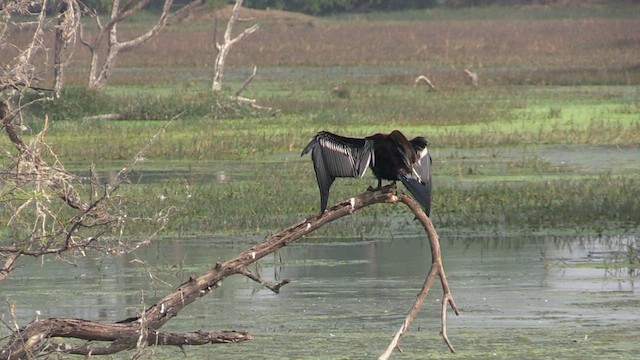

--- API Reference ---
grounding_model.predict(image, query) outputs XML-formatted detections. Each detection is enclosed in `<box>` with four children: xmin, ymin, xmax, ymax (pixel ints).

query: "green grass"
<box><xmin>10</xmin><ymin>82</ymin><xmax>639</xmax><ymax>238</ymax></box>
<box><xmin>21</xmin><ymin>85</ymin><xmax>638</xmax><ymax>161</ymax></box>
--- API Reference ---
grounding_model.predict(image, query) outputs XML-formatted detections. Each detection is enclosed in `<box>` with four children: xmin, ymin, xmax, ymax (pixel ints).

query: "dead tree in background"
<box><xmin>212</xmin><ymin>0</ymin><xmax>259</xmax><ymax>92</ymax></box>
<box><xmin>0</xmin><ymin>185</ymin><xmax>458</xmax><ymax>359</ymax></box>
<box><xmin>80</xmin><ymin>0</ymin><xmax>205</xmax><ymax>91</ymax></box>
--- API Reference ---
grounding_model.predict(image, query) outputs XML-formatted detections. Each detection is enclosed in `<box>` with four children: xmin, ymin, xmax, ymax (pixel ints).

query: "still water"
<box><xmin>2</xmin><ymin>233</ymin><xmax>638</xmax><ymax>359</ymax></box>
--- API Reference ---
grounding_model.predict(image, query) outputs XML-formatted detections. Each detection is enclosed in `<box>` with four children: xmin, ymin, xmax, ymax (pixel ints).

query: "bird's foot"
<box><xmin>368</xmin><ymin>181</ymin><xmax>397</xmax><ymax>192</ymax></box>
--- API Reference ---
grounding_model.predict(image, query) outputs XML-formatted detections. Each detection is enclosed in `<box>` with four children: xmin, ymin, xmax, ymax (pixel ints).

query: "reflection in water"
<box><xmin>1</xmin><ymin>234</ymin><xmax>638</xmax><ymax>354</ymax></box>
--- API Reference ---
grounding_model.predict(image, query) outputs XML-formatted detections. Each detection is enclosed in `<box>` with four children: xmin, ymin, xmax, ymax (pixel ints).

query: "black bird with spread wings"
<box><xmin>301</xmin><ymin>130</ymin><xmax>432</xmax><ymax>215</ymax></box>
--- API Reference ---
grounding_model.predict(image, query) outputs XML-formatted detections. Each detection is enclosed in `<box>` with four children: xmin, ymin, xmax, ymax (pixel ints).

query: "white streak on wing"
<box><xmin>319</xmin><ymin>138</ymin><xmax>359</xmax><ymax>175</ymax></box>
<box><xmin>320</xmin><ymin>138</ymin><xmax>349</xmax><ymax>156</ymax></box>
<box><xmin>354</xmin><ymin>151</ymin><xmax>371</xmax><ymax>178</ymax></box>
<box><xmin>412</xmin><ymin>167</ymin><xmax>422</xmax><ymax>181</ymax></box>
<box><xmin>414</xmin><ymin>147</ymin><xmax>431</xmax><ymax>183</ymax></box>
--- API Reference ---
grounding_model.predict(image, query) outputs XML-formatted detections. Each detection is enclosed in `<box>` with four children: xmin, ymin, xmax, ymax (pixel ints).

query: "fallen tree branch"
<box><xmin>0</xmin><ymin>253</ymin><xmax>19</xmax><ymax>282</ymax></box>
<box><xmin>2</xmin><ymin>184</ymin><xmax>456</xmax><ymax>359</ymax></box>
<box><xmin>378</xmin><ymin>193</ymin><xmax>460</xmax><ymax>360</ymax></box>
<box><xmin>1</xmin><ymin>185</ymin><xmax>399</xmax><ymax>359</ymax></box>
<box><xmin>43</xmin><ymin>330</ymin><xmax>251</xmax><ymax>356</ymax></box>
<box><xmin>231</xmin><ymin>66</ymin><xmax>275</xmax><ymax>111</ymax></box>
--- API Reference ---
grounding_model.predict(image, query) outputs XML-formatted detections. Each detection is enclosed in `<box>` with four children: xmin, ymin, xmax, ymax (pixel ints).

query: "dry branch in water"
<box><xmin>1</xmin><ymin>184</ymin><xmax>457</xmax><ymax>359</ymax></box>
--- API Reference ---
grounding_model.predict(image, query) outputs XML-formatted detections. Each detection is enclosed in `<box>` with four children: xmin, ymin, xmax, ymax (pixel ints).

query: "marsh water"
<box><xmin>2</xmin><ymin>146</ymin><xmax>639</xmax><ymax>359</ymax></box>
<box><xmin>3</xmin><ymin>233</ymin><xmax>639</xmax><ymax>359</ymax></box>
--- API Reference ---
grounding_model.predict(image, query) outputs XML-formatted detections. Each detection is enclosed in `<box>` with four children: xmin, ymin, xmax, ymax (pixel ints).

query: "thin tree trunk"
<box><xmin>212</xmin><ymin>0</ymin><xmax>258</xmax><ymax>92</ymax></box>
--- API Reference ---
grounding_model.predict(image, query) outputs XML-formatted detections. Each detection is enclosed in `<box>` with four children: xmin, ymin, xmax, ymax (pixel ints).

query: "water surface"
<box><xmin>2</xmin><ymin>234</ymin><xmax>638</xmax><ymax>359</ymax></box>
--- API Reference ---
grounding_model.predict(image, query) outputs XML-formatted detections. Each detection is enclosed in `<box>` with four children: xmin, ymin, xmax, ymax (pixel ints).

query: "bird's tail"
<box><xmin>400</xmin><ymin>175</ymin><xmax>432</xmax><ymax>217</ymax></box>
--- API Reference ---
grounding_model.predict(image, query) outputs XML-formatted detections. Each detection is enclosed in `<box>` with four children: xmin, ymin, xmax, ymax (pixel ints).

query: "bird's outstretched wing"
<box><xmin>408</xmin><ymin>136</ymin><xmax>432</xmax><ymax>216</ymax></box>
<box><xmin>301</xmin><ymin>131</ymin><xmax>374</xmax><ymax>212</ymax></box>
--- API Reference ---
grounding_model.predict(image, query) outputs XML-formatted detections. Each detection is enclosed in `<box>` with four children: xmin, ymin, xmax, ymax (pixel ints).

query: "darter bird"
<box><xmin>301</xmin><ymin>130</ymin><xmax>432</xmax><ymax>215</ymax></box>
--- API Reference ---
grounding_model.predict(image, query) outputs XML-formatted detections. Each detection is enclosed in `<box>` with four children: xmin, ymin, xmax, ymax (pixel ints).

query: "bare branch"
<box><xmin>54</xmin><ymin>0</ymin><xmax>81</xmax><ymax>98</ymax></box>
<box><xmin>117</xmin><ymin>0</ymin><xmax>173</xmax><ymax>52</ymax></box>
<box><xmin>238</xmin><ymin>266</ymin><xmax>291</xmax><ymax>294</ymax></box>
<box><xmin>0</xmin><ymin>0</ymin><xmax>50</xmax><ymax>98</ymax></box>
<box><xmin>0</xmin><ymin>253</ymin><xmax>19</xmax><ymax>282</ymax></box>
<box><xmin>234</xmin><ymin>65</ymin><xmax>257</xmax><ymax>97</ymax></box>
<box><xmin>42</xmin><ymin>330</ymin><xmax>251</xmax><ymax>356</ymax></box>
<box><xmin>1</xmin><ymin>184</ymin><xmax>457</xmax><ymax>359</ymax></box>
<box><xmin>0</xmin><ymin>110</ymin><xmax>177</xmax><ymax>280</ymax></box>
<box><xmin>0</xmin><ymin>186</ymin><xmax>399</xmax><ymax>358</ymax></box>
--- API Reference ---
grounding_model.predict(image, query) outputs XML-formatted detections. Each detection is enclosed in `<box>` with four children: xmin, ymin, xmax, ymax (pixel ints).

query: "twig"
<box><xmin>238</xmin><ymin>267</ymin><xmax>291</xmax><ymax>294</ymax></box>
<box><xmin>111</xmin><ymin>115</ymin><xmax>177</xmax><ymax>190</ymax></box>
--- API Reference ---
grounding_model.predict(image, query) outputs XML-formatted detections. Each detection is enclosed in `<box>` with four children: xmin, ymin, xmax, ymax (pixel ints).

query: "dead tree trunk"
<box><xmin>79</xmin><ymin>0</ymin><xmax>204</xmax><ymax>91</ymax></box>
<box><xmin>212</xmin><ymin>0</ymin><xmax>259</xmax><ymax>92</ymax></box>
<box><xmin>1</xmin><ymin>185</ymin><xmax>457</xmax><ymax>359</ymax></box>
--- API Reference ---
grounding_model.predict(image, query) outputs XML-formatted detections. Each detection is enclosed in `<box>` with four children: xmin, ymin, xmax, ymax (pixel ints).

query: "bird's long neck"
<box><xmin>388</xmin><ymin>130</ymin><xmax>417</xmax><ymax>165</ymax></box>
